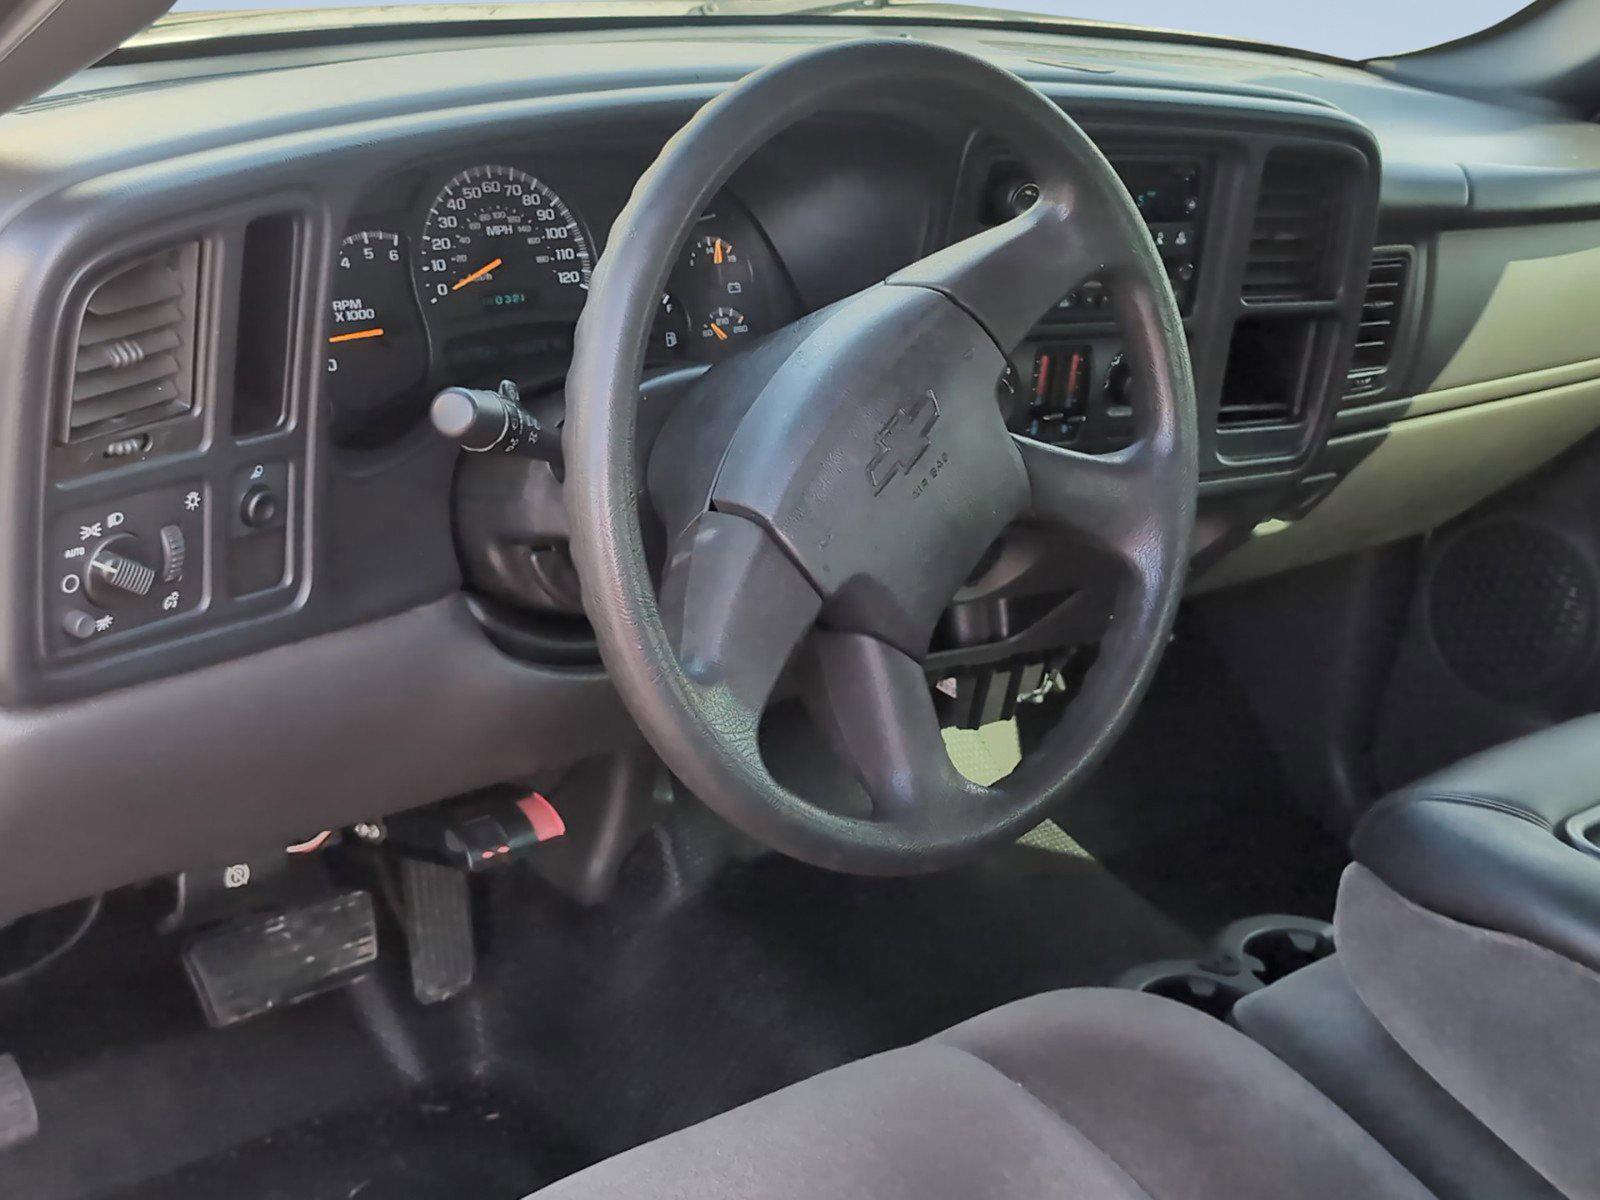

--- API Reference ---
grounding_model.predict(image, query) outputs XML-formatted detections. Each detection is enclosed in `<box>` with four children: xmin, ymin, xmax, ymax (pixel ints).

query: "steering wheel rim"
<box><xmin>566</xmin><ymin>38</ymin><xmax>1197</xmax><ymax>874</ymax></box>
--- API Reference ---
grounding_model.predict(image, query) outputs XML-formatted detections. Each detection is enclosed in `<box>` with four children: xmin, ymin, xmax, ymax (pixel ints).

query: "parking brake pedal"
<box><xmin>182</xmin><ymin>890</ymin><xmax>379</xmax><ymax>1028</ymax></box>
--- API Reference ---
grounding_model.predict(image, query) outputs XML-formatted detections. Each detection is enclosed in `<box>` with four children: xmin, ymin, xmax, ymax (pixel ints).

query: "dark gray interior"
<box><xmin>3</xmin><ymin>7</ymin><xmax>1591</xmax><ymax>909</ymax></box>
<box><xmin>2</xmin><ymin>2</ymin><xmax>1600</xmax><ymax>1196</ymax></box>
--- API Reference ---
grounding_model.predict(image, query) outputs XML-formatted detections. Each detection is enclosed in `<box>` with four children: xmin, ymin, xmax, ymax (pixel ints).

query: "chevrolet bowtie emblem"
<box><xmin>867</xmin><ymin>390</ymin><xmax>941</xmax><ymax>494</ymax></box>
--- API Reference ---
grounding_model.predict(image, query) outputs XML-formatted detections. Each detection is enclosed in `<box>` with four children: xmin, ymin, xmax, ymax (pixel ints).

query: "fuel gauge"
<box><xmin>651</xmin><ymin>291</ymin><xmax>690</xmax><ymax>360</ymax></box>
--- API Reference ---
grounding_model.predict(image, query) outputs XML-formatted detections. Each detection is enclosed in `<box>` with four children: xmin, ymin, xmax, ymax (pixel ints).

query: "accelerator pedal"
<box><xmin>182</xmin><ymin>889</ymin><xmax>378</xmax><ymax>1028</ymax></box>
<box><xmin>398</xmin><ymin>859</ymin><xmax>475</xmax><ymax>1005</ymax></box>
<box><xmin>383</xmin><ymin>790</ymin><xmax>567</xmax><ymax>1005</ymax></box>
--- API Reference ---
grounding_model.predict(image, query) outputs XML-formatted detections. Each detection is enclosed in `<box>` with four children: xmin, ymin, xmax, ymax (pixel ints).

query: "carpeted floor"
<box><xmin>1</xmin><ymin>835</ymin><xmax>1199</xmax><ymax>1200</ymax></box>
<box><xmin>0</xmin><ymin>619</ymin><xmax>1349</xmax><ymax>1200</ymax></box>
<box><xmin>1028</xmin><ymin>616</ymin><xmax>1351</xmax><ymax>934</ymax></box>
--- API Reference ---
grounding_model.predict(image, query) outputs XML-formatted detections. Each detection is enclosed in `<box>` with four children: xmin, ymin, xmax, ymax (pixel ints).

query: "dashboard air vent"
<box><xmin>1344</xmin><ymin>249</ymin><xmax>1413</xmax><ymax>403</ymax></box>
<box><xmin>1242</xmin><ymin>153</ymin><xmax>1338</xmax><ymax>302</ymax></box>
<box><xmin>64</xmin><ymin>242</ymin><xmax>200</xmax><ymax>442</ymax></box>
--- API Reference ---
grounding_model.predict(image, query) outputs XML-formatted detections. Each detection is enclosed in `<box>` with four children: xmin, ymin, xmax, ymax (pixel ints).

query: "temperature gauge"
<box><xmin>699</xmin><ymin>306</ymin><xmax>751</xmax><ymax>353</ymax></box>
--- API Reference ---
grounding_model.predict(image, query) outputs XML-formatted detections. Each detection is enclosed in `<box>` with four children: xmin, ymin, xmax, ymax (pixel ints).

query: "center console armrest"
<box><xmin>1350</xmin><ymin>713</ymin><xmax>1600</xmax><ymax>973</ymax></box>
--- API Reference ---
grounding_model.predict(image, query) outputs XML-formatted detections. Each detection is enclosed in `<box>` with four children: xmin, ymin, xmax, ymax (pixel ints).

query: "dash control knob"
<box><xmin>239</xmin><ymin>485</ymin><xmax>280</xmax><ymax>529</ymax></box>
<box><xmin>85</xmin><ymin>534</ymin><xmax>156</xmax><ymax>605</ymax></box>
<box><xmin>61</xmin><ymin>609</ymin><xmax>98</xmax><ymax>641</ymax></box>
<box><xmin>159</xmin><ymin>524</ymin><xmax>186</xmax><ymax>583</ymax></box>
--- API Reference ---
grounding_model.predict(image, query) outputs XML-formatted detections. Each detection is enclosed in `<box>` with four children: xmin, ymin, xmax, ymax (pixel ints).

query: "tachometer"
<box><xmin>416</xmin><ymin>164</ymin><xmax>591</xmax><ymax>316</ymax></box>
<box><xmin>327</xmin><ymin>229</ymin><xmax>428</xmax><ymax>440</ymax></box>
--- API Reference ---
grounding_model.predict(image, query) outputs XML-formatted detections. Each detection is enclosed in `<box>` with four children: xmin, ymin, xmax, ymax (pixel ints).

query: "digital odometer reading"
<box><xmin>416</xmin><ymin>164</ymin><xmax>592</xmax><ymax>316</ymax></box>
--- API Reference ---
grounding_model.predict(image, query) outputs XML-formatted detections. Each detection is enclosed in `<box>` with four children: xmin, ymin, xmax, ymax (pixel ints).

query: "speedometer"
<box><xmin>415</xmin><ymin>164</ymin><xmax>592</xmax><ymax>316</ymax></box>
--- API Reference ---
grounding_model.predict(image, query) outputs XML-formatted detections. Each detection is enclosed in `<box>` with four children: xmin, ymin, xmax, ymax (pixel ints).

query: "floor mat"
<box><xmin>491</xmin><ymin>842</ymin><xmax>1199</xmax><ymax>1163</ymax></box>
<box><xmin>0</xmin><ymin>842</ymin><xmax>1196</xmax><ymax>1200</ymax></box>
<box><xmin>113</xmin><ymin>1082</ymin><xmax>566</xmax><ymax>1200</ymax></box>
<box><xmin>1034</xmin><ymin>616</ymin><xmax>1352</xmax><ymax>933</ymax></box>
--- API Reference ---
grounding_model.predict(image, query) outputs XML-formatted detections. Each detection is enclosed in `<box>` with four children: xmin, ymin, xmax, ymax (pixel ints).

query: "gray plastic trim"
<box><xmin>0</xmin><ymin>596</ymin><xmax>619</xmax><ymax>923</ymax></box>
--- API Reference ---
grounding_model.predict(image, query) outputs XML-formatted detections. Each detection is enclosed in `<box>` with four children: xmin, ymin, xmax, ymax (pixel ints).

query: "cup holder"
<box><xmin>1116</xmin><ymin>914</ymin><xmax>1336</xmax><ymax>1020</ymax></box>
<box><xmin>1241</xmin><ymin>926</ymin><xmax>1335</xmax><ymax>985</ymax></box>
<box><xmin>1217</xmin><ymin>914</ymin><xmax>1336</xmax><ymax>987</ymax></box>
<box><xmin>1115</xmin><ymin>952</ymin><xmax>1264</xmax><ymax>1020</ymax></box>
<box><xmin>1139</xmin><ymin>972</ymin><xmax>1255</xmax><ymax>1020</ymax></box>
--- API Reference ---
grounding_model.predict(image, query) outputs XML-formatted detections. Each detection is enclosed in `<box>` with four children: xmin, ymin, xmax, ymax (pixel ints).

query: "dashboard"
<box><xmin>325</xmin><ymin>155</ymin><xmax>796</xmax><ymax>446</ymax></box>
<box><xmin>322</xmin><ymin>145</ymin><xmax>1210</xmax><ymax>453</ymax></box>
<box><xmin>5</xmin><ymin>19</ymin><xmax>1600</xmax><ymax>919</ymax></box>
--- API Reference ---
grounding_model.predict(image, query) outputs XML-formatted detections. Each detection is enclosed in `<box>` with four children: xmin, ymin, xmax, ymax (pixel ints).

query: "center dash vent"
<box><xmin>1344</xmin><ymin>249</ymin><xmax>1413</xmax><ymax>403</ymax></box>
<box><xmin>1242</xmin><ymin>152</ymin><xmax>1340</xmax><ymax>302</ymax></box>
<box><xmin>64</xmin><ymin>242</ymin><xmax>200</xmax><ymax>442</ymax></box>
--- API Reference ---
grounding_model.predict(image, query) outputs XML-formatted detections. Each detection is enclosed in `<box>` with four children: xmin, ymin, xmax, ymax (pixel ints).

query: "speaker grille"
<box><xmin>1428</xmin><ymin>520</ymin><xmax>1597</xmax><ymax>703</ymax></box>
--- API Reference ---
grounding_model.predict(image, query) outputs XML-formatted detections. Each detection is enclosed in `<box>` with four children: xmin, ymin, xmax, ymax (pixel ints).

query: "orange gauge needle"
<box><xmin>709</xmin><ymin>323</ymin><xmax>729</xmax><ymax>341</ymax></box>
<box><xmin>328</xmin><ymin>327</ymin><xmax>385</xmax><ymax>344</ymax></box>
<box><xmin>713</xmin><ymin>238</ymin><xmax>725</xmax><ymax>265</ymax></box>
<box><xmin>451</xmin><ymin>257</ymin><xmax>504</xmax><ymax>291</ymax></box>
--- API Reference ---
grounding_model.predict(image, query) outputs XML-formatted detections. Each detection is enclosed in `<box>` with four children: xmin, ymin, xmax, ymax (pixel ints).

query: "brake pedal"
<box><xmin>182</xmin><ymin>889</ymin><xmax>379</xmax><ymax>1028</ymax></box>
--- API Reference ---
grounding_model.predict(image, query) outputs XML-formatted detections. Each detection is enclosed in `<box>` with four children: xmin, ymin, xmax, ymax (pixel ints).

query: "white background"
<box><xmin>161</xmin><ymin>0</ymin><xmax>1530</xmax><ymax>62</ymax></box>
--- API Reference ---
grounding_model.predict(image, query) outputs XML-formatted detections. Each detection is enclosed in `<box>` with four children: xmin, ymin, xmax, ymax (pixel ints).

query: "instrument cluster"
<box><xmin>324</xmin><ymin>158</ymin><xmax>791</xmax><ymax>446</ymax></box>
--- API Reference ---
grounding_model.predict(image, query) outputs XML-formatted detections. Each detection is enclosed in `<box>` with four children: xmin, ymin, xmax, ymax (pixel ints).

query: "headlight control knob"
<box><xmin>85</xmin><ymin>534</ymin><xmax>156</xmax><ymax>605</ymax></box>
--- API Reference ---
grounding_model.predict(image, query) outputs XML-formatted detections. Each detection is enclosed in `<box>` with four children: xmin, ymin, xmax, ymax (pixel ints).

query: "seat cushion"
<box><xmin>528</xmin><ymin>988</ymin><xmax>1433</xmax><ymax>1199</ymax></box>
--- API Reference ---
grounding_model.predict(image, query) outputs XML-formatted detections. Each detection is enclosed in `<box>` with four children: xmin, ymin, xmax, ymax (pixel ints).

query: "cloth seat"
<box><xmin>1331</xmin><ymin>714</ymin><xmax>1600</xmax><ymax>1200</ymax></box>
<box><xmin>527</xmin><ymin>987</ymin><xmax>1434</xmax><ymax>1199</ymax></box>
<box><xmin>1233</xmin><ymin>955</ymin><xmax>1562</xmax><ymax>1200</ymax></box>
<box><xmin>1230</xmin><ymin>715</ymin><xmax>1600</xmax><ymax>1200</ymax></box>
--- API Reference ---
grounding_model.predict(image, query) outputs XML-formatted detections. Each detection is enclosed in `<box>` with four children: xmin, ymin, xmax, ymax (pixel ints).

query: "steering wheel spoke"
<box><xmin>801</xmin><ymin>629</ymin><xmax>978</xmax><ymax>822</ymax></box>
<box><xmin>660</xmin><ymin>511</ymin><xmax>822</xmax><ymax>724</ymax></box>
<box><xmin>890</xmin><ymin>193</ymin><xmax>1126</xmax><ymax>353</ymax></box>
<box><xmin>1012</xmin><ymin>435</ymin><xmax>1162</xmax><ymax>578</ymax></box>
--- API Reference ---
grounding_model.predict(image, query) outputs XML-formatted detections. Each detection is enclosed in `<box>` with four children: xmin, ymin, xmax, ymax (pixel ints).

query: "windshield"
<box><xmin>159</xmin><ymin>0</ymin><xmax>1533</xmax><ymax>61</ymax></box>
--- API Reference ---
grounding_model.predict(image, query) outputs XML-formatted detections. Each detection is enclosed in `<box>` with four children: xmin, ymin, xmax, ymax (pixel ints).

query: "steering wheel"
<box><xmin>565</xmin><ymin>38</ymin><xmax>1196</xmax><ymax>874</ymax></box>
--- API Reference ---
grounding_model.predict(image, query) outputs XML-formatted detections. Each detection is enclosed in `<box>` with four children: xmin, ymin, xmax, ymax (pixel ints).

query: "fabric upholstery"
<box><xmin>528</xmin><ymin>988</ymin><xmax>1434</xmax><ymax>1199</ymax></box>
<box><xmin>1233</xmin><ymin>955</ymin><xmax>1561</xmax><ymax>1200</ymax></box>
<box><xmin>1351</xmin><ymin>714</ymin><xmax>1600</xmax><ymax>974</ymax></box>
<box><xmin>1338</xmin><ymin>863</ymin><xmax>1600</xmax><ymax>1200</ymax></box>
